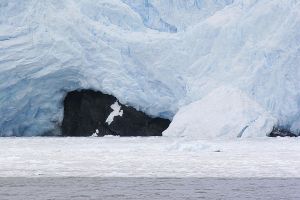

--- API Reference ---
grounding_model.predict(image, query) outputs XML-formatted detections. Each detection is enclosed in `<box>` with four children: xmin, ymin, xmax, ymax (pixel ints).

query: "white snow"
<box><xmin>105</xmin><ymin>101</ymin><xmax>123</xmax><ymax>125</ymax></box>
<box><xmin>91</xmin><ymin>129</ymin><xmax>99</xmax><ymax>137</ymax></box>
<box><xmin>164</xmin><ymin>86</ymin><xmax>277</xmax><ymax>139</ymax></box>
<box><xmin>0</xmin><ymin>0</ymin><xmax>299</xmax><ymax>136</ymax></box>
<box><xmin>0</xmin><ymin>137</ymin><xmax>300</xmax><ymax>177</ymax></box>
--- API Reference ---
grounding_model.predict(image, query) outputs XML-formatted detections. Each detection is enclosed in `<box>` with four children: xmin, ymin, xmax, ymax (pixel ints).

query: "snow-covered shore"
<box><xmin>1</xmin><ymin>137</ymin><xmax>299</xmax><ymax>177</ymax></box>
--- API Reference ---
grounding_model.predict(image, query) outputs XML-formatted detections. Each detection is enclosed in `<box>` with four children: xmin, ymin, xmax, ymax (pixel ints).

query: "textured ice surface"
<box><xmin>0</xmin><ymin>0</ymin><xmax>299</xmax><ymax>136</ymax></box>
<box><xmin>0</xmin><ymin>137</ymin><xmax>300</xmax><ymax>177</ymax></box>
<box><xmin>164</xmin><ymin>86</ymin><xmax>277</xmax><ymax>138</ymax></box>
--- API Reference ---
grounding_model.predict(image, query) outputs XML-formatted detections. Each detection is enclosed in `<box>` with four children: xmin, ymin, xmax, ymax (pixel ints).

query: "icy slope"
<box><xmin>163</xmin><ymin>86</ymin><xmax>277</xmax><ymax>139</ymax></box>
<box><xmin>0</xmin><ymin>0</ymin><xmax>299</xmax><ymax>136</ymax></box>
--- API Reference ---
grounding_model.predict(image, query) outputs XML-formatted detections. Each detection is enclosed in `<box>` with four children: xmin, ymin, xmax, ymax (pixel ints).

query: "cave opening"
<box><xmin>61</xmin><ymin>89</ymin><xmax>171</xmax><ymax>137</ymax></box>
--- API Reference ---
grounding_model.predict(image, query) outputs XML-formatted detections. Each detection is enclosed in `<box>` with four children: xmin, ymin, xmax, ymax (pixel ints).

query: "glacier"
<box><xmin>0</xmin><ymin>0</ymin><xmax>299</xmax><ymax>137</ymax></box>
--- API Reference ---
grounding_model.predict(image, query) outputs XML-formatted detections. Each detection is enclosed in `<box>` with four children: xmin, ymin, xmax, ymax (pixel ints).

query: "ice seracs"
<box><xmin>163</xmin><ymin>86</ymin><xmax>277</xmax><ymax>139</ymax></box>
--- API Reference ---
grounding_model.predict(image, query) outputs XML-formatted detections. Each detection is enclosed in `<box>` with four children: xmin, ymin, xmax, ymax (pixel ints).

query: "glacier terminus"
<box><xmin>0</xmin><ymin>0</ymin><xmax>300</xmax><ymax>137</ymax></box>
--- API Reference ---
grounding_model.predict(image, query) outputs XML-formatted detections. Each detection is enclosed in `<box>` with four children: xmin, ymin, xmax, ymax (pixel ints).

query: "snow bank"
<box><xmin>164</xmin><ymin>86</ymin><xmax>277</xmax><ymax>139</ymax></box>
<box><xmin>105</xmin><ymin>101</ymin><xmax>123</xmax><ymax>125</ymax></box>
<box><xmin>1</xmin><ymin>137</ymin><xmax>300</xmax><ymax>177</ymax></box>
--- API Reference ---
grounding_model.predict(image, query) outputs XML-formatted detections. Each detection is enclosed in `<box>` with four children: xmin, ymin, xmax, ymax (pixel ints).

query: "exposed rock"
<box><xmin>269</xmin><ymin>127</ymin><xmax>297</xmax><ymax>137</ymax></box>
<box><xmin>61</xmin><ymin>90</ymin><xmax>170</xmax><ymax>137</ymax></box>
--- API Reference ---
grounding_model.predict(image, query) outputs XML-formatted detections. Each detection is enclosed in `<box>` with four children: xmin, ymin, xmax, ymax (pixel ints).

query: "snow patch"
<box><xmin>91</xmin><ymin>129</ymin><xmax>99</xmax><ymax>137</ymax></box>
<box><xmin>105</xmin><ymin>101</ymin><xmax>124</xmax><ymax>125</ymax></box>
<box><xmin>163</xmin><ymin>86</ymin><xmax>277</xmax><ymax>139</ymax></box>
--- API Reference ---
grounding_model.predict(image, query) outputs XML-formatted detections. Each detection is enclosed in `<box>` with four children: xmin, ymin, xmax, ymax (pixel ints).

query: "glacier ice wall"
<box><xmin>0</xmin><ymin>0</ymin><xmax>299</xmax><ymax>136</ymax></box>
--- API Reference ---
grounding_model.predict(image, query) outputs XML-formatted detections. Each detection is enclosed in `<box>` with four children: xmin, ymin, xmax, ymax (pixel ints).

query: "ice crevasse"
<box><xmin>0</xmin><ymin>0</ymin><xmax>299</xmax><ymax>137</ymax></box>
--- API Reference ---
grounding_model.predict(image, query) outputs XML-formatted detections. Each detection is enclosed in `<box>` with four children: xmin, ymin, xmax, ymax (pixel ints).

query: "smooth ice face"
<box><xmin>163</xmin><ymin>86</ymin><xmax>277</xmax><ymax>139</ymax></box>
<box><xmin>0</xmin><ymin>0</ymin><xmax>299</xmax><ymax>136</ymax></box>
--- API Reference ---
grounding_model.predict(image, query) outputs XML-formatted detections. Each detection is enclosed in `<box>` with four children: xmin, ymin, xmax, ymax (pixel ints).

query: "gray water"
<box><xmin>0</xmin><ymin>178</ymin><xmax>299</xmax><ymax>200</ymax></box>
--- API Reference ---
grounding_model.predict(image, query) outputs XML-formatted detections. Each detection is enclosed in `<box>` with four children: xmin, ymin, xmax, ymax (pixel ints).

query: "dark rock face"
<box><xmin>269</xmin><ymin>127</ymin><xmax>297</xmax><ymax>137</ymax></box>
<box><xmin>61</xmin><ymin>90</ymin><xmax>170</xmax><ymax>137</ymax></box>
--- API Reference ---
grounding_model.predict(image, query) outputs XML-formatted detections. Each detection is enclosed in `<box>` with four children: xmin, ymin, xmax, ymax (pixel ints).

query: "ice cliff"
<box><xmin>0</xmin><ymin>0</ymin><xmax>299</xmax><ymax>137</ymax></box>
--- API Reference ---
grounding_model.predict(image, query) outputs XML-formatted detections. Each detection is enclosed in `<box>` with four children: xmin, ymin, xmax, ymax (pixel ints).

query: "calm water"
<box><xmin>0</xmin><ymin>178</ymin><xmax>299</xmax><ymax>200</ymax></box>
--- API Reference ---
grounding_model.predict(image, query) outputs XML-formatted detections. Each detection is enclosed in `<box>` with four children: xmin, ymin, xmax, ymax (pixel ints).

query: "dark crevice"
<box><xmin>61</xmin><ymin>89</ymin><xmax>170</xmax><ymax>137</ymax></box>
<box><xmin>268</xmin><ymin>127</ymin><xmax>297</xmax><ymax>137</ymax></box>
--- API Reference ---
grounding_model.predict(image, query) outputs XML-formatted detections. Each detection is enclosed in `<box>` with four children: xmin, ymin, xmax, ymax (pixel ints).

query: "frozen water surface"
<box><xmin>1</xmin><ymin>137</ymin><xmax>300</xmax><ymax>199</ymax></box>
<box><xmin>0</xmin><ymin>137</ymin><xmax>299</xmax><ymax>177</ymax></box>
